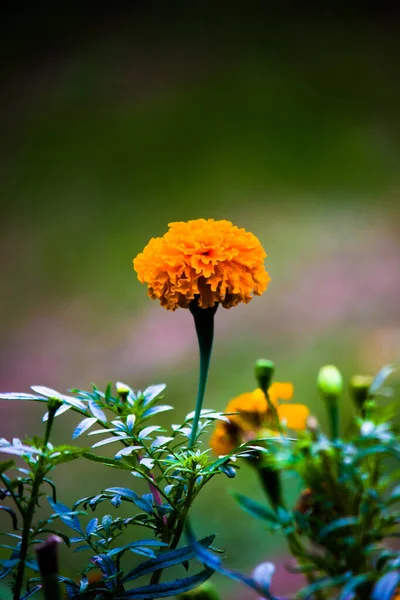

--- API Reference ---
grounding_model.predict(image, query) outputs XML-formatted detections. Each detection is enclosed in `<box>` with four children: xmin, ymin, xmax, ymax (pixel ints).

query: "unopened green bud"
<box><xmin>349</xmin><ymin>375</ymin><xmax>373</xmax><ymax>409</ymax></box>
<box><xmin>317</xmin><ymin>365</ymin><xmax>342</xmax><ymax>440</ymax></box>
<box><xmin>178</xmin><ymin>581</ymin><xmax>221</xmax><ymax>600</ymax></box>
<box><xmin>116</xmin><ymin>381</ymin><xmax>130</xmax><ymax>402</ymax></box>
<box><xmin>317</xmin><ymin>365</ymin><xmax>343</xmax><ymax>400</ymax></box>
<box><xmin>255</xmin><ymin>359</ymin><xmax>275</xmax><ymax>393</ymax></box>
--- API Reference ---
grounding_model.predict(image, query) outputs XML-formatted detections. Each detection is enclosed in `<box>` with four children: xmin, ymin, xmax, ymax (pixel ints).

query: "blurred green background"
<box><xmin>1</xmin><ymin>4</ymin><xmax>400</xmax><ymax>598</ymax></box>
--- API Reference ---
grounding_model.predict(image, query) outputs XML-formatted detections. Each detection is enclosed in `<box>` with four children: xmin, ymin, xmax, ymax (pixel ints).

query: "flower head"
<box><xmin>133</xmin><ymin>219</ymin><xmax>270</xmax><ymax>310</ymax></box>
<box><xmin>210</xmin><ymin>383</ymin><xmax>309</xmax><ymax>456</ymax></box>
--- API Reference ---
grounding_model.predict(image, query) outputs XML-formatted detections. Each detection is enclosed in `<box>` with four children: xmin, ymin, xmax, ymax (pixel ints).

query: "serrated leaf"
<box><xmin>88</xmin><ymin>400</ymin><xmax>107</xmax><ymax>423</ymax></box>
<box><xmin>73</xmin><ymin>418</ymin><xmax>98</xmax><ymax>439</ymax></box>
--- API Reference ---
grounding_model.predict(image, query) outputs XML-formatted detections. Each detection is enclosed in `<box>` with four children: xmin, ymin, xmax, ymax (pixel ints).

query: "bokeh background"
<box><xmin>1</xmin><ymin>4</ymin><xmax>400</xmax><ymax>598</ymax></box>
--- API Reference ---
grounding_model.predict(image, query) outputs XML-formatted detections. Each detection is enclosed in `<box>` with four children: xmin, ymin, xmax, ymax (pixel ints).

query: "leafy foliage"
<box><xmin>0</xmin><ymin>382</ymin><xmax>238</xmax><ymax>599</ymax></box>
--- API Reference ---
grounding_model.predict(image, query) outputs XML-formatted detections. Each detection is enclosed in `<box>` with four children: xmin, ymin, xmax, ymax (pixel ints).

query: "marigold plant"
<box><xmin>210</xmin><ymin>384</ymin><xmax>309</xmax><ymax>456</ymax></box>
<box><xmin>1</xmin><ymin>219</ymin><xmax>399</xmax><ymax>600</ymax></box>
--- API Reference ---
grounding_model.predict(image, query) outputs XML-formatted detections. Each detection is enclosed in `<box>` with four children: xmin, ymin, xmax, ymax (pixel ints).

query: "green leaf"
<box><xmin>126</xmin><ymin>414</ymin><xmax>136</xmax><ymax>433</ymax></box>
<box><xmin>0</xmin><ymin>393</ymin><xmax>46</xmax><ymax>402</ymax></box>
<box><xmin>92</xmin><ymin>436</ymin><xmax>129</xmax><ymax>448</ymax></box>
<box><xmin>369</xmin><ymin>364</ymin><xmax>397</xmax><ymax>396</ymax></box>
<box><xmin>88</xmin><ymin>400</ymin><xmax>107</xmax><ymax>423</ymax></box>
<box><xmin>119</xmin><ymin>567</ymin><xmax>214</xmax><ymax>598</ymax></box>
<box><xmin>371</xmin><ymin>570</ymin><xmax>400</xmax><ymax>600</ymax></box>
<box><xmin>151</xmin><ymin>437</ymin><xmax>174</xmax><ymax>449</ymax></box>
<box><xmin>105</xmin><ymin>487</ymin><xmax>138</xmax><ymax>501</ymax></box>
<box><xmin>138</xmin><ymin>426</ymin><xmax>162</xmax><ymax>440</ymax></box>
<box><xmin>298</xmin><ymin>574</ymin><xmax>351</xmax><ymax>599</ymax></box>
<box><xmin>231</xmin><ymin>492</ymin><xmax>278</xmax><ymax>524</ymax></box>
<box><xmin>72</xmin><ymin>417</ymin><xmax>98</xmax><ymax>439</ymax></box>
<box><xmin>318</xmin><ymin>517</ymin><xmax>359</xmax><ymax>541</ymax></box>
<box><xmin>0</xmin><ymin>460</ymin><xmax>15</xmax><ymax>474</ymax></box>
<box><xmin>338</xmin><ymin>574</ymin><xmax>372</xmax><ymax>600</ymax></box>
<box><xmin>141</xmin><ymin>406</ymin><xmax>173</xmax><ymax>419</ymax></box>
<box><xmin>114</xmin><ymin>446</ymin><xmax>141</xmax><ymax>459</ymax></box>
<box><xmin>142</xmin><ymin>384</ymin><xmax>167</xmax><ymax>405</ymax></box>
<box><xmin>86</xmin><ymin>517</ymin><xmax>98</xmax><ymax>536</ymax></box>
<box><xmin>31</xmin><ymin>386</ymin><xmax>86</xmax><ymax>410</ymax></box>
<box><xmin>122</xmin><ymin>535</ymin><xmax>215</xmax><ymax>583</ymax></box>
<box><xmin>42</xmin><ymin>478</ymin><xmax>57</xmax><ymax>502</ymax></box>
<box><xmin>20</xmin><ymin>585</ymin><xmax>42</xmax><ymax>599</ymax></box>
<box><xmin>0</xmin><ymin>506</ymin><xmax>18</xmax><ymax>529</ymax></box>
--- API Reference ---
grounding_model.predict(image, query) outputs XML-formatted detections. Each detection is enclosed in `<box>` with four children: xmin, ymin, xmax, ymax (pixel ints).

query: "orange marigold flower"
<box><xmin>210</xmin><ymin>384</ymin><xmax>310</xmax><ymax>456</ymax></box>
<box><xmin>133</xmin><ymin>219</ymin><xmax>270</xmax><ymax>310</ymax></box>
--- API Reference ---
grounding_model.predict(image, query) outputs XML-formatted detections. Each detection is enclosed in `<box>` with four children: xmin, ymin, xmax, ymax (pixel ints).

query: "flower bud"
<box><xmin>349</xmin><ymin>375</ymin><xmax>373</xmax><ymax>409</ymax></box>
<box><xmin>317</xmin><ymin>365</ymin><xmax>342</xmax><ymax>440</ymax></box>
<box><xmin>252</xmin><ymin>561</ymin><xmax>275</xmax><ymax>591</ymax></box>
<box><xmin>178</xmin><ymin>581</ymin><xmax>221</xmax><ymax>600</ymax></box>
<box><xmin>317</xmin><ymin>365</ymin><xmax>343</xmax><ymax>400</ymax></box>
<box><xmin>116</xmin><ymin>381</ymin><xmax>130</xmax><ymax>402</ymax></box>
<box><xmin>255</xmin><ymin>359</ymin><xmax>275</xmax><ymax>393</ymax></box>
<box><xmin>36</xmin><ymin>535</ymin><xmax>63</xmax><ymax>600</ymax></box>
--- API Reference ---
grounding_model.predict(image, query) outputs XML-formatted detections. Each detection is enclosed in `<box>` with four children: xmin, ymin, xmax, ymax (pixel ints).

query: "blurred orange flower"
<box><xmin>133</xmin><ymin>219</ymin><xmax>270</xmax><ymax>310</ymax></box>
<box><xmin>210</xmin><ymin>383</ymin><xmax>309</xmax><ymax>456</ymax></box>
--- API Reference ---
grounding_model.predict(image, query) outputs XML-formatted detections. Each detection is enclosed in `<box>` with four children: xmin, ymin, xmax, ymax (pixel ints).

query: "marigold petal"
<box><xmin>209</xmin><ymin>425</ymin><xmax>236</xmax><ymax>456</ymax></box>
<box><xmin>277</xmin><ymin>404</ymin><xmax>310</xmax><ymax>430</ymax></box>
<box><xmin>268</xmin><ymin>382</ymin><xmax>294</xmax><ymax>404</ymax></box>
<box><xmin>133</xmin><ymin>219</ymin><xmax>270</xmax><ymax>310</ymax></box>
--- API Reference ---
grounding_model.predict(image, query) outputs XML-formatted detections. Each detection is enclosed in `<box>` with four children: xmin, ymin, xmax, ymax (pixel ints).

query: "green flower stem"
<box><xmin>188</xmin><ymin>301</ymin><xmax>218</xmax><ymax>449</ymax></box>
<box><xmin>13</xmin><ymin>405</ymin><xmax>58</xmax><ymax>600</ymax></box>
<box><xmin>150</xmin><ymin>302</ymin><xmax>217</xmax><ymax>585</ymax></box>
<box><xmin>257</xmin><ymin>464</ymin><xmax>283</xmax><ymax>511</ymax></box>
<box><xmin>327</xmin><ymin>400</ymin><xmax>339</xmax><ymax>440</ymax></box>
